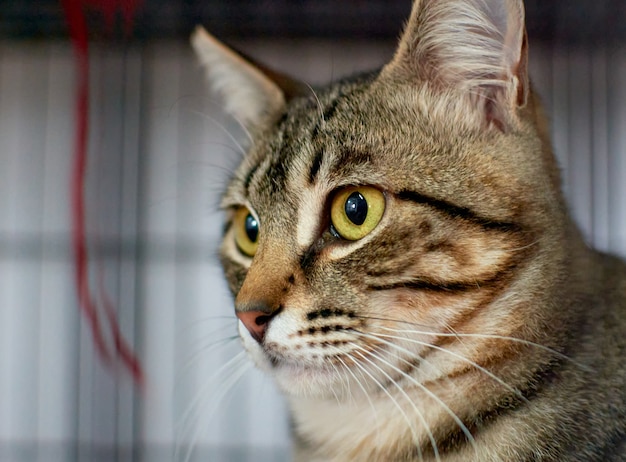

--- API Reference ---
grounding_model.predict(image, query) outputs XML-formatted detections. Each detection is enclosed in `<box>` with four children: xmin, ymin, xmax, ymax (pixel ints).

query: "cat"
<box><xmin>191</xmin><ymin>0</ymin><xmax>626</xmax><ymax>460</ymax></box>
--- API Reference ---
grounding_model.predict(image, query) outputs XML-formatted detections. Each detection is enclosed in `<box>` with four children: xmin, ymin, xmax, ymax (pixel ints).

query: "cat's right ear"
<box><xmin>191</xmin><ymin>27</ymin><xmax>304</xmax><ymax>130</ymax></box>
<box><xmin>381</xmin><ymin>0</ymin><xmax>529</xmax><ymax>130</ymax></box>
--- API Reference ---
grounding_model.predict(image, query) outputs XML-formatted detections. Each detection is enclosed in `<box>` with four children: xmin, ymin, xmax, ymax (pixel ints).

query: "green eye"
<box><xmin>234</xmin><ymin>207</ymin><xmax>259</xmax><ymax>256</ymax></box>
<box><xmin>330</xmin><ymin>186</ymin><xmax>385</xmax><ymax>241</ymax></box>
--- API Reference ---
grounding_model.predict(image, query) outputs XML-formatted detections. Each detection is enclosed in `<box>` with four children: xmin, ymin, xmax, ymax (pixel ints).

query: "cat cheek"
<box><xmin>238</xmin><ymin>321</ymin><xmax>258</xmax><ymax>349</ymax></box>
<box><xmin>238</xmin><ymin>321</ymin><xmax>272</xmax><ymax>368</ymax></box>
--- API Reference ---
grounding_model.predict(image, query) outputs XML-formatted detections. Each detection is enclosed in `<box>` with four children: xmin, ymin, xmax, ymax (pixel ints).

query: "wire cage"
<box><xmin>0</xmin><ymin>1</ymin><xmax>625</xmax><ymax>461</ymax></box>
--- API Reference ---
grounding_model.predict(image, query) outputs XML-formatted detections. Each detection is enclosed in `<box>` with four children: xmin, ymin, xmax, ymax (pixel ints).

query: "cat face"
<box><xmin>194</xmin><ymin>0</ymin><xmax>569</xmax><ymax>406</ymax></box>
<box><xmin>218</xmin><ymin>85</ymin><xmax>543</xmax><ymax>399</ymax></box>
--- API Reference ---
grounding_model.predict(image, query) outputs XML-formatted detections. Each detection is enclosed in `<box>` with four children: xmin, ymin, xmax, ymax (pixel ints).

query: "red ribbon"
<box><xmin>62</xmin><ymin>0</ymin><xmax>144</xmax><ymax>387</ymax></box>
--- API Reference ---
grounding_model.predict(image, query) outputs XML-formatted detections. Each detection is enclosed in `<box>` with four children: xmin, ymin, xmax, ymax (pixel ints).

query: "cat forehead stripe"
<box><xmin>243</xmin><ymin>155</ymin><xmax>271</xmax><ymax>196</ymax></box>
<box><xmin>243</xmin><ymin>162</ymin><xmax>259</xmax><ymax>192</ymax></box>
<box><xmin>329</xmin><ymin>149</ymin><xmax>374</xmax><ymax>176</ymax></box>
<box><xmin>308</xmin><ymin>149</ymin><xmax>324</xmax><ymax>184</ymax></box>
<box><xmin>295</xmin><ymin>185</ymin><xmax>325</xmax><ymax>249</ymax></box>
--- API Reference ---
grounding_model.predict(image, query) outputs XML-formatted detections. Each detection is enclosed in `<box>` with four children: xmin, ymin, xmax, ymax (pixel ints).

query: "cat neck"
<box><xmin>288</xmin><ymin>385</ymin><xmax>471</xmax><ymax>461</ymax></box>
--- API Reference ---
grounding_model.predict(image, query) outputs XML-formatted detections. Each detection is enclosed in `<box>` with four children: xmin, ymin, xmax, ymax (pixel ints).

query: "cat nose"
<box><xmin>236</xmin><ymin>305</ymin><xmax>281</xmax><ymax>343</ymax></box>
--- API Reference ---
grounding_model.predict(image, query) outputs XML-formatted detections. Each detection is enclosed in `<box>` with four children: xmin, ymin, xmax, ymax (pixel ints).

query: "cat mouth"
<box><xmin>264</xmin><ymin>350</ymin><xmax>344</xmax><ymax>391</ymax></box>
<box><xmin>262</xmin><ymin>339</ymin><xmax>388</xmax><ymax>372</ymax></box>
<box><xmin>266</xmin><ymin>350</ymin><xmax>283</xmax><ymax>368</ymax></box>
<box><xmin>263</xmin><ymin>347</ymin><xmax>310</xmax><ymax>369</ymax></box>
<box><xmin>262</xmin><ymin>343</ymin><xmax>344</xmax><ymax>370</ymax></box>
<box><xmin>261</xmin><ymin>340</ymin><xmax>411</xmax><ymax>399</ymax></box>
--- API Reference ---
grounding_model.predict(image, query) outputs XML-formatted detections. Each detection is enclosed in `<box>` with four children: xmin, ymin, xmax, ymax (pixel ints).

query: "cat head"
<box><xmin>193</xmin><ymin>0</ymin><xmax>570</xmax><ymax>405</ymax></box>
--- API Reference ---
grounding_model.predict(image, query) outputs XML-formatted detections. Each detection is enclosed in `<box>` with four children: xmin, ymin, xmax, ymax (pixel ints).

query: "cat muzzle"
<box><xmin>236</xmin><ymin>305</ymin><xmax>282</xmax><ymax>343</ymax></box>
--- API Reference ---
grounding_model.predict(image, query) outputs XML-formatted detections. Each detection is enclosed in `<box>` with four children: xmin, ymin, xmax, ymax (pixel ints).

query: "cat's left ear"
<box><xmin>381</xmin><ymin>0</ymin><xmax>529</xmax><ymax>130</ymax></box>
<box><xmin>191</xmin><ymin>27</ymin><xmax>306</xmax><ymax>131</ymax></box>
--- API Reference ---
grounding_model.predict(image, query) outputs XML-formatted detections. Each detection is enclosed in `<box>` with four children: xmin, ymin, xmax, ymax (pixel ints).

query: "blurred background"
<box><xmin>0</xmin><ymin>1</ymin><xmax>625</xmax><ymax>461</ymax></box>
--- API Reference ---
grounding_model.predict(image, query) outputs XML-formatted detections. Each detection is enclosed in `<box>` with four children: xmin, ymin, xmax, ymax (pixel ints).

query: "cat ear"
<box><xmin>381</xmin><ymin>0</ymin><xmax>529</xmax><ymax>130</ymax></box>
<box><xmin>191</xmin><ymin>27</ymin><xmax>305</xmax><ymax>130</ymax></box>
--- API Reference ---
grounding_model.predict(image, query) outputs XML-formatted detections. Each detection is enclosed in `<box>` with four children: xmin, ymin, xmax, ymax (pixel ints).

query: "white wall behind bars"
<box><xmin>0</xmin><ymin>39</ymin><xmax>624</xmax><ymax>462</ymax></box>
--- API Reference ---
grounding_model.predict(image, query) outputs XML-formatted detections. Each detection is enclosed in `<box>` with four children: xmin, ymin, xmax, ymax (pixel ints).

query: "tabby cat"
<box><xmin>192</xmin><ymin>0</ymin><xmax>626</xmax><ymax>460</ymax></box>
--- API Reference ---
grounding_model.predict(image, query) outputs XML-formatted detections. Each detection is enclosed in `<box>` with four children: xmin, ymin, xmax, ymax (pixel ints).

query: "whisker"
<box><xmin>178</xmin><ymin>356</ymin><xmax>251</xmax><ymax>462</ymax></box>
<box><xmin>384</xmin><ymin>326</ymin><xmax>591</xmax><ymax>373</ymax></box>
<box><xmin>334</xmin><ymin>354</ymin><xmax>357</xmax><ymax>405</ymax></box>
<box><xmin>340</xmin><ymin>352</ymin><xmax>383</xmax><ymax>448</ymax></box>
<box><xmin>175</xmin><ymin>93</ymin><xmax>256</xmax><ymax>146</ymax></box>
<box><xmin>174</xmin><ymin>334</ymin><xmax>239</xmax><ymax>390</ymax></box>
<box><xmin>175</xmin><ymin>351</ymin><xmax>248</xmax><ymax>446</ymax></box>
<box><xmin>219</xmin><ymin>108</ymin><xmax>255</xmax><ymax>146</ymax></box>
<box><xmin>188</xmin><ymin>109</ymin><xmax>248</xmax><ymax>159</ymax></box>
<box><xmin>509</xmin><ymin>239</ymin><xmax>542</xmax><ymax>252</ymax></box>
<box><xmin>326</xmin><ymin>360</ymin><xmax>343</xmax><ymax>405</ymax></box>
<box><xmin>365</xmin><ymin>330</ymin><xmax>528</xmax><ymax>404</ymax></box>
<box><xmin>304</xmin><ymin>82</ymin><xmax>325</xmax><ymax>123</ymax></box>
<box><xmin>347</xmin><ymin>345</ymin><xmax>424</xmax><ymax>461</ymax></box>
<box><xmin>328</xmin><ymin>353</ymin><xmax>352</xmax><ymax>402</ymax></box>
<box><xmin>355</xmin><ymin>314</ymin><xmax>443</xmax><ymax>333</ymax></box>
<box><xmin>337</xmin><ymin>350</ymin><xmax>382</xmax><ymax>431</ymax></box>
<box><xmin>352</xmin><ymin>345</ymin><xmax>440</xmax><ymax>462</ymax></box>
<box><xmin>351</xmin><ymin>330</ymin><xmax>477</xmax><ymax>455</ymax></box>
<box><xmin>351</xmin><ymin>323</ymin><xmax>461</xmax><ymax>395</ymax></box>
<box><xmin>328</xmin><ymin>344</ymin><xmax>379</xmax><ymax>429</ymax></box>
<box><xmin>356</xmin><ymin>314</ymin><xmax>591</xmax><ymax>372</ymax></box>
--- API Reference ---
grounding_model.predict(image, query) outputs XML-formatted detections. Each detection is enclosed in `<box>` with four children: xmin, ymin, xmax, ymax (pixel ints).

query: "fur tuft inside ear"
<box><xmin>191</xmin><ymin>26</ymin><xmax>287</xmax><ymax>130</ymax></box>
<box><xmin>381</xmin><ymin>0</ymin><xmax>529</xmax><ymax>130</ymax></box>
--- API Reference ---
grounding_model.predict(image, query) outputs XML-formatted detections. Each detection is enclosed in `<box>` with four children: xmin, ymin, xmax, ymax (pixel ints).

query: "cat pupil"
<box><xmin>344</xmin><ymin>192</ymin><xmax>368</xmax><ymax>226</ymax></box>
<box><xmin>245</xmin><ymin>214</ymin><xmax>259</xmax><ymax>242</ymax></box>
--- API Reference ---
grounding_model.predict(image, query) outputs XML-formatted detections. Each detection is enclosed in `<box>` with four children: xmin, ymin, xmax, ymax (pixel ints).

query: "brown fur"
<box><xmin>193</xmin><ymin>0</ymin><xmax>626</xmax><ymax>460</ymax></box>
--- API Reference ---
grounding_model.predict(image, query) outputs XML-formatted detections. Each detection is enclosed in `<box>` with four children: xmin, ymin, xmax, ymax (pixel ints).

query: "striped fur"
<box><xmin>194</xmin><ymin>0</ymin><xmax>626</xmax><ymax>460</ymax></box>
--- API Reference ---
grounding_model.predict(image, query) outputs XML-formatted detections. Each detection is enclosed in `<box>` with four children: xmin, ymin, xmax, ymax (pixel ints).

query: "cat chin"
<box><xmin>271</xmin><ymin>362</ymin><xmax>348</xmax><ymax>399</ymax></box>
<box><xmin>238</xmin><ymin>324</ymin><xmax>349</xmax><ymax>399</ymax></box>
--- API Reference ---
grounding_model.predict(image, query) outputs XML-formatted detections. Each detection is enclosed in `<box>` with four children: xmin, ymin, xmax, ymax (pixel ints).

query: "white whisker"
<box><xmin>377</xmin><ymin>324</ymin><xmax>591</xmax><ymax>372</ymax></box>
<box><xmin>188</xmin><ymin>109</ymin><xmax>248</xmax><ymax>158</ymax></box>
<box><xmin>175</xmin><ymin>351</ymin><xmax>249</xmax><ymax>462</ymax></box>
<box><xmin>325</xmin><ymin>359</ymin><xmax>344</xmax><ymax>405</ymax></box>
<box><xmin>356</xmin><ymin>314</ymin><xmax>591</xmax><ymax>372</ymax></box>
<box><xmin>367</xmin><ymin>330</ymin><xmax>528</xmax><ymax>403</ymax></box>
<box><xmin>351</xmin><ymin>330</ymin><xmax>477</xmax><ymax>455</ymax></box>
<box><xmin>336</xmin><ymin>350</ymin><xmax>382</xmax><ymax>444</ymax></box>
<box><xmin>348</xmin><ymin>345</ymin><xmax>424</xmax><ymax>461</ymax></box>
<box><xmin>180</xmin><ymin>359</ymin><xmax>251</xmax><ymax>462</ymax></box>
<box><xmin>223</xmin><ymin>109</ymin><xmax>255</xmax><ymax>146</ymax></box>
<box><xmin>339</xmin><ymin>351</ymin><xmax>384</xmax><ymax>449</ymax></box>
<box><xmin>304</xmin><ymin>82</ymin><xmax>325</xmax><ymax>123</ymax></box>
<box><xmin>329</xmin><ymin>354</ymin><xmax>353</xmax><ymax>403</ymax></box>
<box><xmin>174</xmin><ymin>334</ymin><xmax>239</xmax><ymax>390</ymax></box>
<box><xmin>352</xmin><ymin>345</ymin><xmax>434</xmax><ymax>461</ymax></box>
<box><xmin>327</xmin><ymin>344</ymin><xmax>382</xmax><ymax>445</ymax></box>
<box><xmin>352</xmin><ymin>347</ymin><xmax>441</xmax><ymax>461</ymax></box>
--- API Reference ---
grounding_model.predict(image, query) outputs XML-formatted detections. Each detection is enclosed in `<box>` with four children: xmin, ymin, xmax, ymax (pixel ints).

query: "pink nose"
<box><xmin>237</xmin><ymin>311</ymin><xmax>270</xmax><ymax>343</ymax></box>
<box><xmin>236</xmin><ymin>310</ymin><xmax>275</xmax><ymax>343</ymax></box>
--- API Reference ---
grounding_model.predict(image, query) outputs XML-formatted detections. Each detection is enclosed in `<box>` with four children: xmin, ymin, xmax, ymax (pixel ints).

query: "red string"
<box><xmin>62</xmin><ymin>0</ymin><xmax>144</xmax><ymax>387</ymax></box>
<box><xmin>84</xmin><ymin>0</ymin><xmax>144</xmax><ymax>34</ymax></box>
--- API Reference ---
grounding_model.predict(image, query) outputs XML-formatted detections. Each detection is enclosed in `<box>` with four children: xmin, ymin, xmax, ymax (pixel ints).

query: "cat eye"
<box><xmin>234</xmin><ymin>206</ymin><xmax>259</xmax><ymax>256</ymax></box>
<box><xmin>330</xmin><ymin>186</ymin><xmax>385</xmax><ymax>241</ymax></box>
